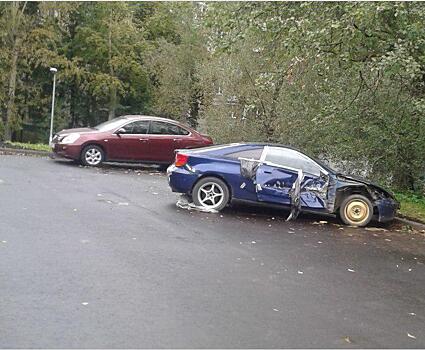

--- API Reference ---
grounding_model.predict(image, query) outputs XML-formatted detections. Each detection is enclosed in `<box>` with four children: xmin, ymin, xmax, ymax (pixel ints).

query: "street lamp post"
<box><xmin>48</xmin><ymin>67</ymin><xmax>57</xmax><ymax>146</ymax></box>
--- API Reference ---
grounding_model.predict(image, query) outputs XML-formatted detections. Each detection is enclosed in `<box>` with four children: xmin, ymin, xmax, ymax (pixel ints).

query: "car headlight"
<box><xmin>61</xmin><ymin>133</ymin><xmax>80</xmax><ymax>144</ymax></box>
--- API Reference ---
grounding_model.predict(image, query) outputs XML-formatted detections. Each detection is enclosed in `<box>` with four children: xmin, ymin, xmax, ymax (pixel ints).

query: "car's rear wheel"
<box><xmin>339</xmin><ymin>194</ymin><xmax>373</xmax><ymax>227</ymax></box>
<box><xmin>192</xmin><ymin>177</ymin><xmax>230</xmax><ymax>211</ymax></box>
<box><xmin>81</xmin><ymin>145</ymin><xmax>104</xmax><ymax>166</ymax></box>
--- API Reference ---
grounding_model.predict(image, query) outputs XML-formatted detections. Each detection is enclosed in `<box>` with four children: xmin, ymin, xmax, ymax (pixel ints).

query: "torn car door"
<box><xmin>255</xmin><ymin>164</ymin><xmax>298</xmax><ymax>205</ymax></box>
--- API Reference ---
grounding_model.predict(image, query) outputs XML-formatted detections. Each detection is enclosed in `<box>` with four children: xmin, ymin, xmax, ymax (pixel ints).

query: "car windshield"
<box><xmin>93</xmin><ymin>117</ymin><xmax>128</xmax><ymax>132</ymax></box>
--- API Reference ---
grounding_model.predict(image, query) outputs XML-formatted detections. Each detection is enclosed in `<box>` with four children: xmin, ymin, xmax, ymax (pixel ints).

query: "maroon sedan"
<box><xmin>52</xmin><ymin>115</ymin><xmax>213</xmax><ymax>166</ymax></box>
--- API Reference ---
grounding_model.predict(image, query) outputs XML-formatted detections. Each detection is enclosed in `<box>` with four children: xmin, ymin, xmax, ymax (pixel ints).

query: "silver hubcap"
<box><xmin>198</xmin><ymin>182</ymin><xmax>224</xmax><ymax>209</ymax></box>
<box><xmin>85</xmin><ymin>148</ymin><xmax>102</xmax><ymax>165</ymax></box>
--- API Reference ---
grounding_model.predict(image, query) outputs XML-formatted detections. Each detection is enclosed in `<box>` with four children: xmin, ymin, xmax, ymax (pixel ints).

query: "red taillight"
<box><xmin>175</xmin><ymin>153</ymin><xmax>189</xmax><ymax>167</ymax></box>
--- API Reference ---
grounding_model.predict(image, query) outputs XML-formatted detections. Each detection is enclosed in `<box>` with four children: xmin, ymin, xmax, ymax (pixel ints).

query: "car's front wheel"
<box><xmin>339</xmin><ymin>194</ymin><xmax>373</xmax><ymax>227</ymax></box>
<box><xmin>192</xmin><ymin>177</ymin><xmax>230</xmax><ymax>211</ymax></box>
<box><xmin>80</xmin><ymin>145</ymin><xmax>104</xmax><ymax>166</ymax></box>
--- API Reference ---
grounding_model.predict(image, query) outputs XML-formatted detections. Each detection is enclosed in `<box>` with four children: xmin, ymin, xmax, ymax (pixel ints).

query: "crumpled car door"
<box><xmin>300</xmin><ymin>175</ymin><xmax>329</xmax><ymax>209</ymax></box>
<box><xmin>255</xmin><ymin>164</ymin><xmax>298</xmax><ymax>205</ymax></box>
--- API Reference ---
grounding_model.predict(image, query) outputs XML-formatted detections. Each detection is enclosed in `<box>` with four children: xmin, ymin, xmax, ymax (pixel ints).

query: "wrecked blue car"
<box><xmin>167</xmin><ymin>143</ymin><xmax>399</xmax><ymax>227</ymax></box>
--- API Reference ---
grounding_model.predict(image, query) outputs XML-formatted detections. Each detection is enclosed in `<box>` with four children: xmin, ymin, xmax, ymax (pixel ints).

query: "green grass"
<box><xmin>4</xmin><ymin>141</ymin><xmax>51</xmax><ymax>152</ymax></box>
<box><xmin>394</xmin><ymin>192</ymin><xmax>425</xmax><ymax>223</ymax></box>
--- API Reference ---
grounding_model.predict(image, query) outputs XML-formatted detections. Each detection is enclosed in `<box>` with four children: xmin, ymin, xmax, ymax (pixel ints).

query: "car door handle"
<box><xmin>173</xmin><ymin>138</ymin><xmax>182</xmax><ymax>142</ymax></box>
<box><xmin>264</xmin><ymin>170</ymin><xmax>272</xmax><ymax>174</ymax></box>
<box><xmin>139</xmin><ymin>138</ymin><xmax>149</xmax><ymax>142</ymax></box>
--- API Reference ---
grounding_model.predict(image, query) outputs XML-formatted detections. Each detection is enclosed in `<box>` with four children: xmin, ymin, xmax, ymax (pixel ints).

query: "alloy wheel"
<box><xmin>84</xmin><ymin>148</ymin><xmax>102</xmax><ymax>166</ymax></box>
<box><xmin>197</xmin><ymin>182</ymin><xmax>225</xmax><ymax>209</ymax></box>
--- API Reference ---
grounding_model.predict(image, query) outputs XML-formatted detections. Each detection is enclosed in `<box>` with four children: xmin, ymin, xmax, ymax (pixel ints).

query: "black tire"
<box><xmin>80</xmin><ymin>145</ymin><xmax>105</xmax><ymax>167</ymax></box>
<box><xmin>339</xmin><ymin>194</ymin><xmax>373</xmax><ymax>227</ymax></box>
<box><xmin>192</xmin><ymin>177</ymin><xmax>230</xmax><ymax>211</ymax></box>
<box><xmin>157</xmin><ymin>164</ymin><xmax>170</xmax><ymax>171</ymax></box>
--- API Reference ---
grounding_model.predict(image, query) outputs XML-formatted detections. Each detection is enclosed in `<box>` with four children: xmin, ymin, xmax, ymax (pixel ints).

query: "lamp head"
<box><xmin>50</xmin><ymin>67</ymin><xmax>57</xmax><ymax>73</ymax></box>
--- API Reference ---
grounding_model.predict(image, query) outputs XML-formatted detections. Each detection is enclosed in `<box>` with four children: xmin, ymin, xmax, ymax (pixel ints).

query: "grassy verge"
<box><xmin>394</xmin><ymin>192</ymin><xmax>425</xmax><ymax>223</ymax></box>
<box><xmin>3</xmin><ymin>141</ymin><xmax>51</xmax><ymax>152</ymax></box>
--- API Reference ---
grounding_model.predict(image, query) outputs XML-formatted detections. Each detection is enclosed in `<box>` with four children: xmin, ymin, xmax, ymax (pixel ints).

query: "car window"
<box><xmin>168</xmin><ymin>124</ymin><xmax>190</xmax><ymax>135</ymax></box>
<box><xmin>121</xmin><ymin>121</ymin><xmax>149</xmax><ymax>134</ymax></box>
<box><xmin>94</xmin><ymin>117</ymin><xmax>128</xmax><ymax>131</ymax></box>
<box><xmin>225</xmin><ymin>147</ymin><xmax>264</xmax><ymax>160</ymax></box>
<box><xmin>149</xmin><ymin>121</ymin><xmax>189</xmax><ymax>135</ymax></box>
<box><xmin>265</xmin><ymin>147</ymin><xmax>322</xmax><ymax>176</ymax></box>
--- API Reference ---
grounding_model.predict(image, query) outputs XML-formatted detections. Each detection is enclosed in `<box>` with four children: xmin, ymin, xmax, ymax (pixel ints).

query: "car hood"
<box><xmin>56</xmin><ymin>127</ymin><xmax>96</xmax><ymax>135</ymax></box>
<box><xmin>337</xmin><ymin>174</ymin><xmax>395</xmax><ymax>199</ymax></box>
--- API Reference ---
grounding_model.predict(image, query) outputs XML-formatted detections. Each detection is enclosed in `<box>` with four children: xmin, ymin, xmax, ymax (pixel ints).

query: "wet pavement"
<box><xmin>1</xmin><ymin>155</ymin><xmax>424</xmax><ymax>348</ymax></box>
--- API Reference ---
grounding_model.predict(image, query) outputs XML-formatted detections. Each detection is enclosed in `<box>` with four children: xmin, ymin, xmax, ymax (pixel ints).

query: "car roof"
<box><xmin>120</xmin><ymin>115</ymin><xmax>184</xmax><ymax>124</ymax></box>
<box><xmin>188</xmin><ymin>142</ymin><xmax>335</xmax><ymax>174</ymax></box>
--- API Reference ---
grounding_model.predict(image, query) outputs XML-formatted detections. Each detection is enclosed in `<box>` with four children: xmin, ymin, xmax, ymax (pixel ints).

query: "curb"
<box><xmin>394</xmin><ymin>216</ymin><xmax>425</xmax><ymax>231</ymax></box>
<box><xmin>0</xmin><ymin>147</ymin><xmax>50</xmax><ymax>157</ymax></box>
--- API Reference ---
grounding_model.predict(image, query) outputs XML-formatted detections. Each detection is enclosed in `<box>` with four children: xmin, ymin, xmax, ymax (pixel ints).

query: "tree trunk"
<box><xmin>4</xmin><ymin>1</ymin><xmax>26</xmax><ymax>141</ymax></box>
<box><xmin>107</xmin><ymin>8</ymin><xmax>116</xmax><ymax>121</ymax></box>
<box><xmin>5</xmin><ymin>37</ymin><xmax>19</xmax><ymax>141</ymax></box>
<box><xmin>265</xmin><ymin>72</ymin><xmax>285</xmax><ymax>142</ymax></box>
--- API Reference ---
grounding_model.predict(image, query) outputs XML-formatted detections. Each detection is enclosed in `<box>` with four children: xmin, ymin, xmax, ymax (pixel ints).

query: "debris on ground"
<box><xmin>343</xmin><ymin>336</ymin><xmax>352</xmax><ymax>344</ymax></box>
<box><xmin>407</xmin><ymin>333</ymin><xmax>416</xmax><ymax>339</ymax></box>
<box><xmin>297</xmin><ymin>270</ymin><xmax>304</xmax><ymax>275</ymax></box>
<box><xmin>347</xmin><ymin>268</ymin><xmax>356</xmax><ymax>273</ymax></box>
<box><xmin>176</xmin><ymin>195</ymin><xmax>218</xmax><ymax>213</ymax></box>
<box><xmin>312</xmin><ymin>220</ymin><xmax>328</xmax><ymax>225</ymax></box>
<box><xmin>81</xmin><ymin>302</ymin><xmax>89</xmax><ymax>306</ymax></box>
<box><xmin>365</xmin><ymin>227</ymin><xmax>388</xmax><ymax>232</ymax></box>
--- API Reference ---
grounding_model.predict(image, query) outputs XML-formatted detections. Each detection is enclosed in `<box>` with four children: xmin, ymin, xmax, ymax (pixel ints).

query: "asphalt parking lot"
<box><xmin>1</xmin><ymin>155</ymin><xmax>424</xmax><ymax>348</ymax></box>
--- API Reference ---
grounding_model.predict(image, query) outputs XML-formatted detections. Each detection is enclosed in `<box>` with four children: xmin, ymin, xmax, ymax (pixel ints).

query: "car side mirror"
<box><xmin>116</xmin><ymin>128</ymin><xmax>126</xmax><ymax>135</ymax></box>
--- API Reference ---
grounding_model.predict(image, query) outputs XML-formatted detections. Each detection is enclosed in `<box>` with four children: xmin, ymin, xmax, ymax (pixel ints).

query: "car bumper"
<box><xmin>52</xmin><ymin>143</ymin><xmax>81</xmax><ymax>160</ymax></box>
<box><xmin>376</xmin><ymin>198</ymin><xmax>400</xmax><ymax>222</ymax></box>
<box><xmin>167</xmin><ymin>165</ymin><xmax>199</xmax><ymax>194</ymax></box>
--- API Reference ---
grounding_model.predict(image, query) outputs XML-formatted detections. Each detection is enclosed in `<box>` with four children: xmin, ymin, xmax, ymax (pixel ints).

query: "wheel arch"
<box><xmin>191</xmin><ymin>173</ymin><xmax>233</xmax><ymax>201</ymax></box>
<box><xmin>80</xmin><ymin>142</ymin><xmax>107</xmax><ymax>160</ymax></box>
<box><xmin>334</xmin><ymin>185</ymin><xmax>375</xmax><ymax>212</ymax></box>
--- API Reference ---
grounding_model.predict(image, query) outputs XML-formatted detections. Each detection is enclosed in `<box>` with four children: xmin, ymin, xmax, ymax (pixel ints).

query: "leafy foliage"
<box><xmin>0</xmin><ymin>2</ymin><xmax>424</xmax><ymax>192</ymax></box>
